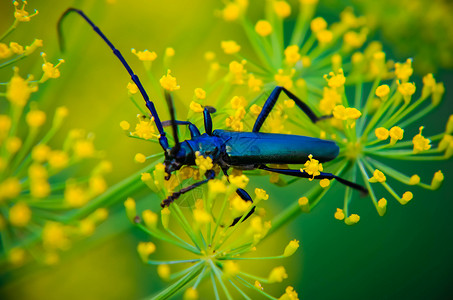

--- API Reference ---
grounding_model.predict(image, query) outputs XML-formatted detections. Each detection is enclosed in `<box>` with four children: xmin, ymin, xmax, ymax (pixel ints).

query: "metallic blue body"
<box><xmin>182</xmin><ymin>130</ymin><xmax>339</xmax><ymax>168</ymax></box>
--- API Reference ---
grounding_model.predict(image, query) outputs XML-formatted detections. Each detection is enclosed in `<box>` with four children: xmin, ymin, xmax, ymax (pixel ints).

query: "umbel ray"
<box><xmin>58</xmin><ymin>8</ymin><xmax>368</xmax><ymax>222</ymax></box>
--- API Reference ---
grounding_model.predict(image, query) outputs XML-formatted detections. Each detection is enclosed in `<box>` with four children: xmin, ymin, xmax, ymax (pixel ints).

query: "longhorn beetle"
<box><xmin>58</xmin><ymin>8</ymin><xmax>367</xmax><ymax>223</ymax></box>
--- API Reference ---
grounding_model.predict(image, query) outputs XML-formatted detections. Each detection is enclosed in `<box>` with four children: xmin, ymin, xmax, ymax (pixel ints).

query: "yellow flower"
<box><xmin>283</xmin><ymin>240</ymin><xmax>300</xmax><ymax>257</ymax></box>
<box><xmin>369</xmin><ymin>169</ymin><xmax>386</xmax><ymax>183</ymax></box>
<box><xmin>255</xmin><ymin>20</ymin><xmax>272</xmax><ymax>37</ymax></box>
<box><xmin>273</xmin><ymin>1</ymin><xmax>291</xmax><ymax>18</ymax></box>
<box><xmin>301</xmin><ymin>154</ymin><xmax>323</xmax><ymax>180</ymax></box>
<box><xmin>131</xmin><ymin>48</ymin><xmax>157</xmax><ymax>61</ymax></box>
<box><xmin>221</xmin><ymin>40</ymin><xmax>241</xmax><ymax>54</ymax></box>
<box><xmin>412</xmin><ymin>126</ymin><xmax>431</xmax><ymax>154</ymax></box>
<box><xmin>268</xmin><ymin>266</ymin><xmax>288</xmax><ymax>283</ymax></box>
<box><xmin>160</xmin><ymin>69</ymin><xmax>180</xmax><ymax>91</ymax></box>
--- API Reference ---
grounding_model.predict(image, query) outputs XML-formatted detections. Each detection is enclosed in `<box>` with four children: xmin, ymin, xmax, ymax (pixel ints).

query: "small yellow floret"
<box><xmin>334</xmin><ymin>208</ymin><xmax>345</xmax><ymax>220</ymax></box>
<box><xmin>142</xmin><ymin>210</ymin><xmax>158</xmax><ymax>230</ymax></box>
<box><xmin>221</xmin><ymin>3</ymin><xmax>241</xmax><ymax>21</ymax></box>
<box><xmin>324</xmin><ymin>69</ymin><xmax>345</xmax><ymax>88</ymax></box>
<box><xmin>431</xmin><ymin>170</ymin><xmax>444</xmax><ymax>190</ymax></box>
<box><xmin>223</xmin><ymin>261</ymin><xmax>240</xmax><ymax>277</ymax></box>
<box><xmin>389</xmin><ymin>126</ymin><xmax>404</xmax><ymax>144</ymax></box>
<box><xmin>14</xmin><ymin>0</ymin><xmax>39</xmax><ymax>22</ymax></box>
<box><xmin>221</xmin><ymin>40</ymin><xmax>241</xmax><ymax>54</ymax></box>
<box><xmin>375</xmin><ymin>127</ymin><xmax>389</xmax><ymax>140</ymax></box>
<box><xmin>127</xmin><ymin>82</ymin><xmax>138</xmax><ymax>94</ymax></box>
<box><xmin>412</xmin><ymin>126</ymin><xmax>431</xmax><ymax>154</ymax></box>
<box><xmin>41</xmin><ymin>53</ymin><xmax>64</xmax><ymax>82</ymax></box>
<box><xmin>11</xmin><ymin>42</ymin><xmax>25</xmax><ymax>55</ymax></box>
<box><xmin>193</xmin><ymin>208</ymin><xmax>211</xmax><ymax>225</ymax></box>
<box><xmin>26</xmin><ymin>110</ymin><xmax>46</xmax><ymax>128</ymax></box>
<box><xmin>165</xmin><ymin>47</ymin><xmax>175</xmax><ymax>57</ymax></box>
<box><xmin>161</xmin><ymin>207</ymin><xmax>171</xmax><ymax>229</ymax></box>
<box><xmin>310</xmin><ymin>17</ymin><xmax>327</xmax><ymax>32</ymax></box>
<box><xmin>409</xmin><ymin>175</ymin><xmax>420</xmax><ymax>185</ymax></box>
<box><xmin>255</xmin><ymin>20</ymin><xmax>273</xmax><ymax>37</ymax></box>
<box><xmin>377</xmin><ymin>198</ymin><xmax>387</xmax><ymax>216</ymax></box>
<box><xmin>160</xmin><ymin>69</ymin><xmax>180</xmax><ymax>91</ymax></box>
<box><xmin>124</xmin><ymin>197</ymin><xmax>137</xmax><ymax>222</ymax></box>
<box><xmin>401</xmin><ymin>191</ymin><xmax>413</xmax><ymax>204</ymax></box>
<box><xmin>345</xmin><ymin>214</ymin><xmax>360</xmax><ymax>225</ymax></box>
<box><xmin>284</xmin><ymin>45</ymin><xmax>300</xmax><ymax>64</ymax></box>
<box><xmin>120</xmin><ymin>121</ymin><xmax>130</xmax><ymax>130</ymax></box>
<box><xmin>195</xmin><ymin>152</ymin><xmax>213</xmax><ymax>172</ymax></box>
<box><xmin>301</xmin><ymin>154</ymin><xmax>323</xmax><ymax>180</ymax></box>
<box><xmin>189</xmin><ymin>101</ymin><xmax>204</xmax><ymax>113</ymax></box>
<box><xmin>229</xmin><ymin>174</ymin><xmax>249</xmax><ymax>189</ymax></box>
<box><xmin>48</xmin><ymin>150</ymin><xmax>68</xmax><ymax>169</ymax></box>
<box><xmin>274</xmin><ymin>1</ymin><xmax>291</xmax><ymax>18</ymax></box>
<box><xmin>394</xmin><ymin>59</ymin><xmax>413</xmax><ymax>81</ymax></box>
<box><xmin>183</xmin><ymin>288</ymin><xmax>198</xmax><ymax>300</ymax></box>
<box><xmin>283</xmin><ymin>239</ymin><xmax>300</xmax><ymax>257</ymax></box>
<box><xmin>42</xmin><ymin>222</ymin><xmax>69</xmax><ymax>250</ymax></box>
<box><xmin>137</xmin><ymin>241</ymin><xmax>156</xmax><ymax>262</ymax></box>
<box><xmin>320</xmin><ymin>179</ymin><xmax>330</xmax><ymax>188</ymax></box>
<box><xmin>194</xmin><ymin>88</ymin><xmax>206</xmax><ymax>99</ymax></box>
<box><xmin>255</xmin><ymin>188</ymin><xmax>269</xmax><ymax>201</ymax></box>
<box><xmin>279</xmin><ymin>286</ymin><xmax>299</xmax><ymax>300</ymax></box>
<box><xmin>316</xmin><ymin>30</ymin><xmax>333</xmax><ymax>45</ymax></box>
<box><xmin>255</xmin><ymin>281</ymin><xmax>263</xmax><ymax>290</ymax></box>
<box><xmin>131</xmin><ymin>49</ymin><xmax>157</xmax><ymax>61</ymax></box>
<box><xmin>268</xmin><ymin>266</ymin><xmax>288</xmax><ymax>283</ymax></box>
<box><xmin>375</xmin><ymin>84</ymin><xmax>390</xmax><ymax>99</ymax></box>
<box><xmin>248</xmin><ymin>74</ymin><xmax>263</xmax><ymax>92</ymax></box>
<box><xmin>157</xmin><ymin>264</ymin><xmax>170</xmax><ymax>281</ymax></box>
<box><xmin>134</xmin><ymin>153</ymin><xmax>146</xmax><ymax>163</ymax></box>
<box><xmin>369</xmin><ymin>169</ymin><xmax>386</xmax><ymax>183</ymax></box>
<box><xmin>9</xmin><ymin>202</ymin><xmax>31</xmax><ymax>227</ymax></box>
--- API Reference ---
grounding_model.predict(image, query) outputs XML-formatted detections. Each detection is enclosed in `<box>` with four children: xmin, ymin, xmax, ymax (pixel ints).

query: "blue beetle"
<box><xmin>58</xmin><ymin>9</ymin><xmax>367</xmax><ymax>217</ymax></box>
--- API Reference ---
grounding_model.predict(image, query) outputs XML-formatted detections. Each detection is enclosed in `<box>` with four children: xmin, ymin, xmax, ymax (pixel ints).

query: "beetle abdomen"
<box><xmin>213</xmin><ymin>130</ymin><xmax>339</xmax><ymax>165</ymax></box>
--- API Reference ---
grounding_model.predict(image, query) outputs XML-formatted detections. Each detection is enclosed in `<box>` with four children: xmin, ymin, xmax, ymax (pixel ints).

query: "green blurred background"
<box><xmin>1</xmin><ymin>0</ymin><xmax>452</xmax><ymax>299</ymax></box>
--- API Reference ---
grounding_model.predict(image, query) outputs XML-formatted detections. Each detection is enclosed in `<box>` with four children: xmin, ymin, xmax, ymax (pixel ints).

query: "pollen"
<box><xmin>284</xmin><ymin>45</ymin><xmax>301</xmax><ymax>65</ymax></box>
<box><xmin>301</xmin><ymin>154</ymin><xmax>323</xmax><ymax>180</ymax></box>
<box><xmin>120</xmin><ymin>121</ymin><xmax>130</xmax><ymax>131</ymax></box>
<box><xmin>137</xmin><ymin>241</ymin><xmax>156</xmax><ymax>262</ymax></box>
<box><xmin>190</xmin><ymin>101</ymin><xmax>204</xmax><ymax>113</ymax></box>
<box><xmin>334</xmin><ymin>208</ymin><xmax>345</xmax><ymax>220</ymax></box>
<box><xmin>369</xmin><ymin>169</ymin><xmax>386</xmax><ymax>183</ymax></box>
<box><xmin>9</xmin><ymin>202</ymin><xmax>32</xmax><ymax>227</ymax></box>
<box><xmin>221</xmin><ymin>40</ymin><xmax>241</xmax><ymax>54</ymax></box>
<box><xmin>41</xmin><ymin>53</ymin><xmax>64</xmax><ymax>82</ymax></box>
<box><xmin>273</xmin><ymin>1</ymin><xmax>291</xmax><ymax>18</ymax></box>
<box><xmin>389</xmin><ymin>126</ymin><xmax>404</xmax><ymax>144</ymax></box>
<box><xmin>14</xmin><ymin>0</ymin><xmax>39</xmax><ymax>22</ymax></box>
<box><xmin>26</xmin><ymin>110</ymin><xmax>46</xmax><ymax>128</ymax></box>
<box><xmin>268</xmin><ymin>266</ymin><xmax>288</xmax><ymax>283</ymax></box>
<box><xmin>283</xmin><ymin>239</ymin><xmax>300</xmax><ymax>257</ymax></box>
<box><xmin>160</xmin><ymin>69</ymin><xmax>180</xmax><ymax>91</ymax></box>
<box><xmin>194</xmin><ymin>88</ymin><xmax>206</xmax><ymax>99</ymax></box>
<box><xmin>324</xmin><ymin>69</ymin><xmax>345</xmax><ymax>88</ymax></box>
<box><xmin>412</xmin><ymin>126</ymin><xmax>431</xmax><ymax>154</ymax></box>
<box><xmin>310</xmin><ymin>17</ymin><xmax>327</xmax><ymax>33</ymax></box>
<box><xmin>131</xmin><ymin>49</ymin><xmax>157</xmax><ymax>61</ymax></box>
<box><xmin>134</xmin><ymin>153</ymin><xmax>147</xmax><ymax>163</ymax></box>
<box><xmin>409</xmin><ymin>175</ymin><xmax>420</xmax><ymax>185</ymax></box>
<box><xmin>255</xmin><ymin>20</ymin><xmax>273</xmax><ymax>37</ymax></box>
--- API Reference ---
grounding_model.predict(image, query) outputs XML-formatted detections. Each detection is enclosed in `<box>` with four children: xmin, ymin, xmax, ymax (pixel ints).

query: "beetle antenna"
<box><xmin>57</xmin><ymin>8</ymin><xmax>170</xmax><ymax>151</ymax></box>
<box><xmin>164</xmin><ymin>91</ymin><xmax>180</xmax><ymax>154</ymax></box>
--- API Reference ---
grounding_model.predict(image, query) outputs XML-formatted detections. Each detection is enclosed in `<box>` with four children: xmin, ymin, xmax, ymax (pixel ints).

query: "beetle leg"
<box><xmin>204</xmin><ymin>107</ymin><xmax>213</xmax><ymax>136</ymax></box>
<box><xmin>253</xmin><ymin>86</ymin><xmax>332</xmax><ymax>132</ymax></box>
<box><xmin>259</xmin><ymin>165</ymin><xmax>368</xmax><ymax>195</ymax></box>
<box><xmin>160</xmin><ymin>170</ymin><xmax>216</xmax><ymax>207</ymax></box>
<box><xmin>162</xmin><ymin>120</ymin><xmax>201</xmax><ymax>138</ymax></box>
<box><xmin>230</xmin><ymin>188</ymin><xmax>256</xmax><ymax>226</ymax></box>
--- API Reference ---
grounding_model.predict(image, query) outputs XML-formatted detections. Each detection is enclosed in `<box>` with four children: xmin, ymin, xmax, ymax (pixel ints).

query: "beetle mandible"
<box><xmin>58</xmin><ymin>8</ymin><xmax>367</xmax><ymax>221</ymax></box>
